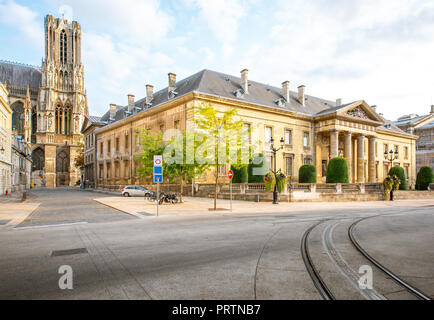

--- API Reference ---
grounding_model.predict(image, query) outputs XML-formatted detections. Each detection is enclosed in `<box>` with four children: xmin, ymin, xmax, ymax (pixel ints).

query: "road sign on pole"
<box><xmin>154</xmin><ymin>155</ymin><xmax>163</xmax><ymax>216</ymax></box>
<box><xmin>228</xmin><ymin>170</ymin><xmax>234</xmax><ymax>212</ymax></box>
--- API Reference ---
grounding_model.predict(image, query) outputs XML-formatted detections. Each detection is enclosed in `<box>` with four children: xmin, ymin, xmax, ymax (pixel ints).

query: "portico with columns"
<box><xmin>314</xmin><ymin>101</ymin><xmax>385</xmax><ymax>183</ymax></box>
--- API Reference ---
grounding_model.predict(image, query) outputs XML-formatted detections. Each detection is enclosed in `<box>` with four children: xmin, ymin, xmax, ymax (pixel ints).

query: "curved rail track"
<box><xmin>349</xmin><ymin>217</ymin><xmax>431</xmax><ymax>301</ymax></box>
<box><xmin>301</xmin><ymin>221</ymin><xmax>335</xmax><ymax>300</ymax></box>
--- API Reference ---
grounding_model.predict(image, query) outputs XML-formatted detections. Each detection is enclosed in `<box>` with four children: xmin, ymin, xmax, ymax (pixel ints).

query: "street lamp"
<box><xmin>270</xmin><ymin>136</ymin><xmax>285</xmax><ymax>204</ymax></box>
<box><xmin>0</xmin><ymin>145</ymin><xmax>4</xmax><ymax>154</ymax></box>
<box><xmin>384</xmin><ymin>149</ymin><xmax>398</xmax><ymax>168</ymax></box>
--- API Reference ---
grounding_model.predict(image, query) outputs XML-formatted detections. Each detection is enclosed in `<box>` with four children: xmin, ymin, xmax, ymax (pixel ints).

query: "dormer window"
<box><xmin>274</xmin><ymin>99</ymin><xmax>285</xmax><ymax>107</ymax></box>
<box><xmin>234</xmin><ymin>89</ymin><xmax>244</xmax><ymax>98</ymax></box>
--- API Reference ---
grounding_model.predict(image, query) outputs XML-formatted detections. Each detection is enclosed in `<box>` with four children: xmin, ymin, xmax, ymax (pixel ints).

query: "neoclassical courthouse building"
<box><xmin>0</xmin><ymin>15</ymin><xmax>88</xmax><ymax>188</ymax></box>
<box><xmin>86</xmin><ymin>69</ymin><xmax>418</xmax><ymax>188</ymax></box>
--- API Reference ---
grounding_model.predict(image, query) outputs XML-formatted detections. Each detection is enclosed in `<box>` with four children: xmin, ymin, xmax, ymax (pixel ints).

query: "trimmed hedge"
<box><xmin>326</xmin><ymin>157</ymin><xmax>349</xmax><ymax>183</ymax></box>
<box><xmin>416</xmin><ymin>166</ymin><xmax>433</xmax><ymax>190</ymax></box>
<box><xmin>231</xmin><ymin>165</ymin><xmax>248</xmax><ymax>183</ymax></box>
<box><xmin>299</xmin><ymin>164</ymin><xmax>317</xmax><ymax>183</ymax></box>
<box><xmin>248</xmin><ymin>153</ymin><xmax>269</xmax><ymax>183</ymax></box>
<box><xmin>389</xmin><ymin>166</ymin><xmax>407</xmax><ymax>190</ymax></box>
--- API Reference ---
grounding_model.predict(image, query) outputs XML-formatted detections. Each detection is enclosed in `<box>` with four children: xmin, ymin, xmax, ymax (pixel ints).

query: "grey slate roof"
<box><xmin>86</xmin><ymin>115</ymin><xmax>104</xmax><ymax>124</ymax></box>
<box><xmin>100</xmin><ymin>69</ymin><xmax>342</xmax><ymax>124</ymax></box>
<box><xmin>378</xmin><ymin>122</ymin><xmax>408</xmax><ymax>135</ymax></box>
<box><xmin>393</xmin><ymin>114</ymin><xmax>426</xmax><ymax>126</ymax></box>
<box><xmin>0</xmin><ymin>60</ymin><xmax>42</xmax><ymax>89</ymax></box>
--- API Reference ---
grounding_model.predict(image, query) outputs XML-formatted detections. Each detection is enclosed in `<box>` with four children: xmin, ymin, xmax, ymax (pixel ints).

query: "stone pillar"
<box><xmin>344</xmin><ymin>132</ymin><xmax>352</xmax><ymax>183</ymax></box>
<box><xmin>330</xmin><ymin>130</ymin><xmax>339</xmax><ymax>158</ymax></box>
<box><xmin>368</xmin><ymin>136</ymin><xmax>377</xmax><ymax>182</ymax></box>
<box><xmin>315</xmin><ymin>134</ymin><xmax>322</xmax><ymax>182</ymax></box>
<box><xmin>62</xmin><ymin>110</ymin><xmax>65</xmax><ymax>135</ymax></box>
<box><xmin>357</xmin><ymin>135</ymin><xmax>365</xmax><ymax>183</ymax></box>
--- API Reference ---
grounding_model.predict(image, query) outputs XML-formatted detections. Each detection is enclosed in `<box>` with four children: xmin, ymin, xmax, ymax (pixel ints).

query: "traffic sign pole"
<box><xmin>154</xmin><ymin>155</ymin><xmax>163</xmax><ymax>217</ymax></box>
<box><xmin>228</xmin><ymin>170</ymin><xmax>234</xmax><ymax>212</ymax></box>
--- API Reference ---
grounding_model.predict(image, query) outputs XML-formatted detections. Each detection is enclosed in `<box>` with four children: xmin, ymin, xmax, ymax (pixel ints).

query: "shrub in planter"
<box><xmin>389</xmin><ymin>166</ymin><xmax>407</xmax><ymax>190</ymax></box>
<box><xmin>264</xmin><ymin>171</ymin><xmax>287</xmax><ymax>193</ymax></box>
<box><xmin>416</xmin><ymin>166</ymin><xmax>434</xmax><ymax>190</ymax></box>
<box><xmin>326</xmin><ymin>157</ymin><xmax>349</xmax><ymax>184</ymax></box>
<box><xmin>231</xmin><ymin>165</ymin><xmax>248</xmax><ymax>183</ymax></box>
<box><xmin>299</xmin><ymin>165</ymin><xmax>317</xmax><ymax>183</ymax></box>
<box><xmin>248</xmin><ymin>153</ymin><xmax>269</xmax><ymax>183</ymax></box>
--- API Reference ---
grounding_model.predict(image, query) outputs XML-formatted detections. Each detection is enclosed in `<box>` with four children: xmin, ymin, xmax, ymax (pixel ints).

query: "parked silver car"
<box><xmin>121</xmin><ymin>186</ymin><xmax>153</xmax><ymax>197</ymax></box>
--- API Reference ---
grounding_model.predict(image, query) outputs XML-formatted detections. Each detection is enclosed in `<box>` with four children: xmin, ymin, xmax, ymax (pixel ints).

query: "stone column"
<box><xmin>330</xmin><ymin>130</ymin><xmax>339</xmax><ymax>158</ymax></box>
<box><xmin>315</xmin><ymin>134</ymin><xmax>323</xmax><ymax>182</ymax></box>
<box><xmin>344</xmin><ymin>132</ymin><xmax>352</xmax><ymax>183</ymax></box>
<box><xmin>62</xmin><ymin>109</ymin><xmax>65</xmax><ymax>135</ymax></box>
<box><xmin>357</xmin><ymin>135</ymin><xmax>365</xmax><ymax>183</ymax></box>
<box><xmin>368</xmin><ymin>136</ymin><xmax>377</xmax><ymax>182</ymax></box>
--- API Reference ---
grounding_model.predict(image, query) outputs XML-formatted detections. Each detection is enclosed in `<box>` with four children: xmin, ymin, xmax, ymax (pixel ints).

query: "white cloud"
<box><xmin>186</xmin><ymin>0</ymin><xmax>246</xmax><ymax>58</ymax></box>
<box><xmin>239</xmin><ymin>0</ymin><xmax>434</xmax><ymax>120</ymax></box>
<box><xmin>0</xmin><ymin>0</ymin><xmax>43</xmax><ymax>47</ymax></box>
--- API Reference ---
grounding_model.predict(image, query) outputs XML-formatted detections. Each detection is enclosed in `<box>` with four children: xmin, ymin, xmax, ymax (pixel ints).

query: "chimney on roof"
<box><xmin>146</xmin><ymin>85</ymin><xmax>154</xmax><ymax>104</ymax></box>
<box><xmin>371</xmin><ymin>105</ymin><xmax>377</xmax><ymax>113</ymax></box>
<box><xmin>298</xmin><ymin>85</ymin><xmax>305</xmax><ymax>106</ymax></box>
<box><xmin>168</xmin><ymin>73</ymin><xmax>176</xmax><ymax>94</ymax></box>
<box><xmin>431</xmin><ymin>105</ymin><xmax>434</xmax><ymax>114</ymax></box>
<box><xmin>241</xmin><ymin>69</ymin><xmax>249</xmax><ymax>94</ymax></box>
<box><xmin>282</xmin><ymin>81</ymin><xmax>290</xmax><ymax>102</ymax></box>
<box><xmin>336</xmin><ymin>99</ymin><xmax>342</xmax><ymax>107</ymax></box>
<box><xmin>128</xmin><ymin>94</ymin><xmax>135</xmax><ymax>112</ymax></box>
<box><xmin>109</xmin><ymin>104</ymin><xmax>117</xmax><ymax>120</ymax></box>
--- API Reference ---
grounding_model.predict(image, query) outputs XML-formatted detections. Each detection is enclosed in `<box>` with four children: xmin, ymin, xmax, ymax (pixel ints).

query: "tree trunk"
<box><xmin>179</xmin><ymin>176</ymin><xmax>184</xmax><ymax>203</ymax></box>
<box><xmin>214</xmin><ymin>170</ymin><xmax>218</xmax><ymax>210</ymax></box>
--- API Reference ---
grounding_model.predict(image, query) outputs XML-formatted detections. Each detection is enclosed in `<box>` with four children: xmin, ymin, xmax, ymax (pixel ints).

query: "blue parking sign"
<box><xmin>154</xmin><ymin>166</ymin><xmax>163</xmax><ymax>175</ymax></box>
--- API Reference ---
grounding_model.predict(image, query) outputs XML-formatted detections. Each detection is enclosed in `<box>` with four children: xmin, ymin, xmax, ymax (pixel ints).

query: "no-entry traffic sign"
<box><xmin>228</xmin><ymin>170</ymin><xmax>234</xmax><ymax>180</ymax></box>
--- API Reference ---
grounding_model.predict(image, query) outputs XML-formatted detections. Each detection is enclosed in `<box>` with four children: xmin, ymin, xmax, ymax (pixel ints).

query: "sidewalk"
<box><xmin>93</xmin><ymin>196</ymin><xmax>434</xmax><ymax>218</ymax></box>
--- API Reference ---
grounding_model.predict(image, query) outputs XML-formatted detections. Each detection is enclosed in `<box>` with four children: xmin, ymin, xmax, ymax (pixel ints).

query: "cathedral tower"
<box><xmin>35</xmin><ymin>15</ymin><xmax>88</xmax><ymax>187</ymax></box>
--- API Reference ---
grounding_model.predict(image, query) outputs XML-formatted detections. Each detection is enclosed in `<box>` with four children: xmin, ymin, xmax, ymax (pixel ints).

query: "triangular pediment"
<box><xmin>337</xmin><ymin>101</ymin><xmax>384</xmax><ymax>123</ymax></box>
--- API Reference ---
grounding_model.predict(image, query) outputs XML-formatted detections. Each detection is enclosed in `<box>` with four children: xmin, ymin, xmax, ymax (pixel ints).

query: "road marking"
<box><xmin>13</xmin><ymin>222</ymin><xmax>88</xmax><ymax>230</ymax></box>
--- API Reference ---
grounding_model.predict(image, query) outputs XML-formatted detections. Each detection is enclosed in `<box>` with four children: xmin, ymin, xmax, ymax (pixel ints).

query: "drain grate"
<box><xmin>51</xmin><ymin>248</ymin><xmax>88</xmax><ymax>257</ymax></box>
<box><xmin>0</xmin><ymin>220</ymin><xmax>11</xmax><ymax>226</ymax></box>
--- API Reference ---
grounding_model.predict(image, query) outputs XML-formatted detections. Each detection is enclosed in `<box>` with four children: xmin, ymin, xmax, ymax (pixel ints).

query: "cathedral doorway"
<box><xmin>56</xmin><ymin>149</ymin><xmax>70</xmax><ymax>186</ymax></box>
<box><xmin>11</xmin><ymin>101</ymin><xmax>25</xmax><ymax>135</ymax></box>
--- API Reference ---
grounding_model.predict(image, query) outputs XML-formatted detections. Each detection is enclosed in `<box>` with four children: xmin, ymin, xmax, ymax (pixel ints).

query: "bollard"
<box><xmin>22</xmin><ymin>191</ymin><xmax>27</xmax><ymax>202</ymax></box>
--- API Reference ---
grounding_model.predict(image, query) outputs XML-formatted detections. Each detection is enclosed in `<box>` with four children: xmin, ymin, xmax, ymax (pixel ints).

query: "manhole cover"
<box><xmin>137</xmin><ymin>212</ymin><xmax>154</xmax><ymax>217</ymax></box>
<box><xmin>51</xmin><ymin>248</ymin><xmax>88</xmax><ymax>257</ymax></box>
<box><xmin>0</xmin><ymin>220</ymin><xmax>11</xmax><ymax>225</ymax></box>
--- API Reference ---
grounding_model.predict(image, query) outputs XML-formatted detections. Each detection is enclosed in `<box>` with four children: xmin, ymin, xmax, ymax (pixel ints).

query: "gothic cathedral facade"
<box><xmin>0</xmin><ymin>14</ymin><xmax>88</xmax><ymax>187</ymax></box>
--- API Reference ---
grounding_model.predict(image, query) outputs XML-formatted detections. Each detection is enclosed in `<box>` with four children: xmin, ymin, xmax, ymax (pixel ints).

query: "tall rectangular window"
<box><xmin>244</xmin><ymin>123</ymin><xmax>251</xmax><ymax>144</ymax></box>
<box><xmin>285</xmin><ymin>129</ymin><xmax>292</xmax><ymax>145</ymax></box>
<box><xmin>174</xmin><ymin>120</ymin><xmax>180</xmax><ymax>130</ymax></box>
<box><xmin>265</xmin><ymin>126</ymin><xmax>272</xmax><ymax>144</ymax></box>
<box><xmin>404</xmin><ymin>146</ymin><xmax>409</xmax><ymax>160</ymax></box>
<box><xmin>115</xmin><ymin>138</ymin><xmax>120</xmax><ymax>152</ymax></box>
<box><xmin>285</xmin><ymin>157</ymin><xmax>293</xmax><ymax>177</ymax></box>
<box><xmin>125</xmin><ymin>135</ymin><xmax>129</xmax><ymax>150</ymax></box>
<box><xmin>303</xmin><ymin>132</ymin><xmax>309</xmax><ymax>147</ymax></box>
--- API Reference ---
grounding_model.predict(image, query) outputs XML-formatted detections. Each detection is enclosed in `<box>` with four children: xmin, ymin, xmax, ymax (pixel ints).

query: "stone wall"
<box><xmin>97</xmin><ymin>182</ymin><xmax>386</xmax><ymax>202</ymax></box>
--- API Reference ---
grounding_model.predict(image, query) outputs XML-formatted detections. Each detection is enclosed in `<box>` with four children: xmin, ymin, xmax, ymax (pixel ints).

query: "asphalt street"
<box><xmin>0</xmin><ymin>189</ymin><xmax>432</xmax><ymax>300</ymax></box>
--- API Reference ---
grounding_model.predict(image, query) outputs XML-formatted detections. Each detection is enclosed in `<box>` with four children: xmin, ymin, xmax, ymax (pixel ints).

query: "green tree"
<box><xmin>73</xmin><ymin>142</ymin><xmax>84</xmax><ymax>169</ymax></box>
<box><xmin>164</xmin><ymin>130</ymin><xmax>207</xmax><ymax>202</ymax></box>
<box><xmin>248</xmin><ymin>154</ymin><xmax>269</xmax><ymax>183</ymax></box>
<box><xmin>416</xmin><ymin>166</ymin><xmax>433</xmax><ymax>190</ymax></box>
<box><xmin>389</xmin><ymin>166</ymin><xmax>407</xmax><ymax>190</ymax></box>
<box><xmin>134</xmin><ymin>129</ymin><xmax>169</xmax><ymax>181</ymax></box>
<box><xmin>194</xmin><ymin>103</ymin><xmax>248</xmax><ymax>210</ymax></box>
<box><xmin>231</xmin><ymin>165</ymin><xmax>248</xmax><ymax>183</ymax></box>
<box><xmin>299</xmin><ymin>164</ymin><xmax>317</xmax><ymax>183</ymax></box>
<box><xmin>326</xmin><ymin>157</ymin><xmax>349</xmax><ymax>183</ymax></box>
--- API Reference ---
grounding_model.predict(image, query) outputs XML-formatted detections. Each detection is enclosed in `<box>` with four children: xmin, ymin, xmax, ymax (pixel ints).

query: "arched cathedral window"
<box><xmin>60</xmin><ymin>30</ymin><xmax>67</xmax><ymax>64</ymax></box>
<box><xmin>55</xmin><ymin>105</ymin><xmax>72</xmax><ymax>135</ymax></box>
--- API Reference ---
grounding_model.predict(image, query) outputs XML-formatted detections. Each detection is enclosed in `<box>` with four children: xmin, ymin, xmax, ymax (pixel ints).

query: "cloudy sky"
<box><xmin>0</xmin><ymin>0</ymin><xmax>433</xmax><ymax>119</ymax></box>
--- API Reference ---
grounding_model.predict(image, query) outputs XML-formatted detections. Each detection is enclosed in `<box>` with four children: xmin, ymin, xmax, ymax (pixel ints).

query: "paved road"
<box><xmin>0</xmin><ymin>189</ymin><xmax>432</xmax><ymax>300</ymax></box>
<box><xmin>16</xmin><ymin>188</ymin><xmax>136</xmax><ymax>228</ymax></box>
